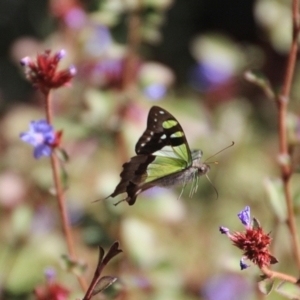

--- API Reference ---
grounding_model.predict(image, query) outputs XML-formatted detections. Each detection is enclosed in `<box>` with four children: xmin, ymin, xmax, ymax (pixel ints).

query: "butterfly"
<box><xmin>106</xmin><ymin>106</ymin><xmax>210</xmax><ymax>205</ymax></box>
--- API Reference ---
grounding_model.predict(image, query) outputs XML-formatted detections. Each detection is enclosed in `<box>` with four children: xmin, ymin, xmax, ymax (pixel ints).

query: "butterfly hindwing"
<box><xmin>107</xmin><ymin>155</ymin><xmax>155</xmax><ymax>205</ymax></box>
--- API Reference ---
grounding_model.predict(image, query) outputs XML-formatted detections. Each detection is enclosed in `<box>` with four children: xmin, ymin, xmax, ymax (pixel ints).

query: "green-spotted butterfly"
<box><xmin>106</xmin><ymin>106</ymin><xmax>210</xmax><ymax>205</ymax></box>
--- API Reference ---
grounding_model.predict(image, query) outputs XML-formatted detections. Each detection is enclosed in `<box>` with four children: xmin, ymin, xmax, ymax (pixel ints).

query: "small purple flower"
<box><xmin>240</xmin><ymin>258</ymin><xmax>249</xmax><ymax>270</ymax></box>
<box><xmin>44</xmin><ymin>267</ymin><xmax>56</xmax><ymax>282</ymax></box>
<box><xmin>143</xmin><ymin>83</ymin><xmax>166</xmax><ymax>100</ymax></box>
<box><xmin>56</xmin><ymin>49</ymin><xmax>66</xmax><ymax>60</ymax></box>
<box><xmin>219</xmin><ymin>226</ymin><xmax>230</xmax><ymax>234</ymax></box>
<box><xmin>202</xmin><ymin>273</ymin><xmax>252</xmax><ymax>300</ymax></box>
<box><xmin>237</xmin><ymin>206</ymin><xmax>251</xmax><ymax>227</ymax></box>
<box><xmin>69</xmin><ymin>65</ymin><xmax>77</xmax><ymax>76</ymax></box>
<box><xmin>65</xmin><ymin>7</ymin><xmax>86</xmax><ymax>29</ymax></box>
<box><xmin>85</xmin><ymin>25</ymin><xmax>112</xmax><ymax>56</ymax></box>
<box><xmin>20</xmin><ymin>120</ymin><xmax>55</xmax><ymax>159</ymax></box>
<box><xmin>20</xmin><ymin>56</ymin><xmax>31</xmax><ymax>66</ymax></box>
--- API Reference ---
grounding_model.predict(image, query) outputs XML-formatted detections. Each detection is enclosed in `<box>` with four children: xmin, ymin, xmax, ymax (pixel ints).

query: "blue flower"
<box><xmin>143</xmin><ymin>83</ymin><xmax>167</xmax><ymax>100</ymax></box>
<box><xmin>202</xmin><ymin>273</ymin><xmax>252</xmax><ymax>300</ymax></box>
<box><xmin>240</xmin><ymin>257</ymin><xmax>249</xmax><ymax>270</ymax></box>
<box><xmin>20</xmin><ymin>120</ymin><xmax>55</xmax><ymax>159</ymax></box>
<box><xmin>237</xmin><ymin>206</ymin><xmax>251</xmax><ymax>227</ymax></box>
<box><xmin>44</xmin><ymin>267</ymin><xmax>56</xmax><ymax>282</ymax></box>
<box><xmin>219</xmin><ymin>226</ymin><xmax>230</xmax><ymax>234</ymax></box>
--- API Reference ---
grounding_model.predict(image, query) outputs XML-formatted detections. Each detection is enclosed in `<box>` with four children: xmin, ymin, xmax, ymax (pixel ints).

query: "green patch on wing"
<box><xmin>145</xmin><ymin>155</ymin><xmax>188</xmax><ymax>183</ymax></box>
<box><xmin>162</xmin><ymin>120</ymin><xmax>178</xmax><ymax>129</ymax></box>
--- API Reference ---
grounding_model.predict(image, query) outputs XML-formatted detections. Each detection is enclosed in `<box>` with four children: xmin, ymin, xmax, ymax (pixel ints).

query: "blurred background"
<box><xmin>0</xmin><ymin>0</ymin><xmax>299</xmax><ymax>299</ymax></box>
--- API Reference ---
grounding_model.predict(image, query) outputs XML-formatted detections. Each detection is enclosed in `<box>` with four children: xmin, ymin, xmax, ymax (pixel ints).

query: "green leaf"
<box><xmin>258</xmin><ymin>277</ymin><xmax>274</xmax><ymax>295</ymax></box>
<box><xmin>244</xmin><ymin>70</ymin><xmax>275</xmax><ymax>100</ymax></box>
<box><xmin>276</xmin><ymin>281</ymin><xmax>300</xmax><ymax>299</ymax></box>
<box><xmin>56</xmin><ymin>147</ymin><xmax>69</xmax><ymax>162</ymax></box>
<box><xmin>251</xmin><ymin>217</ymin><xmax>260</xmax><ymax>229</ymax></box>
<box><xmin>92</xmin><ymin>276</ymin><xmax>118</xmax><ymax>296</ymax></box>
<box><xmin>61</xmin><ymin>254</ymin><xmax>87</xmax><ymax>275</ymax></box>
<box><xmin>264</xmin><ymin>178</ymin><xmax>287</xmax><ymax>222</ymax></box>
<box><xmin>97</xmin><ymin>246</ymin><xmax>105</xmax><ymax>266</ymax></box>
<box><xmin>278</xmin><ymin>153</ymin><xmax>291</xmax><ymax>168</ymax></box>
<box><xmin>102</xmin><ymin>241</ymin><xmax>122</xmax><ymax>265</ymax></box>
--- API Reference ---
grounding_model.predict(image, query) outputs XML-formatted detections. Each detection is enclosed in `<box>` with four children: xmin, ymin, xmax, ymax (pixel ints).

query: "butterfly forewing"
<box><xmin>135</xmin><ymin>106</ymin><xmax>192</xmax><ymax>165</ymax></box>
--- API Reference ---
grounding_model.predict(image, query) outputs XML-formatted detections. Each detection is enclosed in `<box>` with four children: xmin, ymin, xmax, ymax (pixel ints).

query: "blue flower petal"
<box><xmin>34</xmin><ymin>144</ymin><xmax>52</xmax><ymax>159</ymax></box>
<box><xmin>32</xmin><ymin>120</ymin><xmax>53</xmax><ymax>133</ymax></box>
<box><xmin>20</xmin><ymin>132</ymin><xmax>37</xmax><ymax>145</ymax></box>
<box><xmin>21</xmin><ymin>119</ymin><xmax>55</xmax><ymax>159</ymax></box>
<box><xmin>219</xmin><ymin>226</ymin><xmax>230</xmax><ymax>234</ymax></box>
<box><xmin>237</xmin><ymin>206</ymin><xmax>251</xmax><ymax>227</ymax></box>
<box><xmin>240</xmin><ymin>258</ymin><xmax>249</xmax><ymax>270</ymax></box>
<box><xmin>144</xmin><ymin>83</ymin><xmax>166</xmax><ymax>100</ymax></box>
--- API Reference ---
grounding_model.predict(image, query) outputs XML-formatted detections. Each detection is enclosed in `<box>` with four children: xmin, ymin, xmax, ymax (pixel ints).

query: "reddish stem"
<box><xmin>261</xmin><ymin>266</ymin><xmax>299</xmax><ymax>285</ymax></box>
<box><xmin>122</xmin><ymin>0</ymin><xmax>142</xmax><ymax>90</ymax></box>
<box><xmin>82</xmin><ymin>264</ymin><xmax>105</xmax><ymax>300</ymax></box>
<box><xmin>277</xmin><ymin>0</ymin><xmax>300</xmax><ymax>270</ymax></box>
<box><xmin>45</xmin><ymin>91</ymin><xmax>88</xmax><ymax>291</ymax></box>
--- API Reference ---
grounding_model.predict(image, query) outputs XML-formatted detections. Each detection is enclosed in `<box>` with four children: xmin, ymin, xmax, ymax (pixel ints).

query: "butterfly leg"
<box><xmin>114</xmin><ymin>198</ymin><xmax>126</xmax><ymax>206</ymax></box>
<box><xmin>178</xmin><ymin>181</ymin><xmax>187</xmax><ymax>200</ymax></box>
<box><xmin>189</xmin><ymin>171</ymin><xmax>198</xmax><ymax>198</ymax></box>
<box><xmin>194</xmin><ymin>175</ymin><xmax>199</xmax><ymax>194</ymax></box>
<box><xmin>178</xmin><ymin>187</ymin><xmax>185</xmax><ymax>200</ymax></box>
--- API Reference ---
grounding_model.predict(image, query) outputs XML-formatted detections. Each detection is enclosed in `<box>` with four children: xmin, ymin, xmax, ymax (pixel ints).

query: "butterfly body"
<box><xmin>106</xmin><ymin>106</ymin><xmax>209</xmax><ymax>205</ymax></box>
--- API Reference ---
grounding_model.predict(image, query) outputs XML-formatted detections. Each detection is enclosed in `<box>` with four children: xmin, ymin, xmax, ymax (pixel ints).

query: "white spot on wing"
<box><xmin>141</xmin><ymin>143</ymin><xmax>146</xmax><ymax>147</ymax></box>
<box><xmin>159</xmin><ymin>110</ymin><xmax>165</xmax><ymax>114</ymax></box>
<box><xmin>154</xmin><ymin>118</ymin><xmax>157</xmax><ymax>122</ymax></box>
<box><xmin>146</xmin><ymin>137</ymin><xmax>151</xmax><ymax>141</ymax></box>
<box><xmin>150</xmin><ymin>131</ymin><xmax>154</xmax><ymax>136</ymax></box>
<box><xmin>161</xmin><ymin>134</ymin><xmax>167</xmax><ymax>139</ymax></box>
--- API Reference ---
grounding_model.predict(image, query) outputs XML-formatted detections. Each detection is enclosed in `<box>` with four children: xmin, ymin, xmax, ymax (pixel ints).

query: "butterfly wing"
<box><xmin>135</xmin><ymin>106</ymin><xmax>192</xmax><ymax>164</ymax></box>
<box><xmin>107</xmin><ymin>106</ymin><xmax>193</xmax><ymax>205</ymax></box>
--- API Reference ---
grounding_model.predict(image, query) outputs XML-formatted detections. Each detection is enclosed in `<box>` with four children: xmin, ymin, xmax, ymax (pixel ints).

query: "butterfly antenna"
<box><xmin>204</xmin><ymin>141</ymin><xmax>235</xmax><ymax>163</ymax></box>
<box><xmin>92</xmin><ymin>196</ymin><xmax>107</xmax><ymax>203</ymax></box>
<box><xmin>205</xmin><ymin>174</ymin><xmax>219</xmax><ymax>200</ymax></box>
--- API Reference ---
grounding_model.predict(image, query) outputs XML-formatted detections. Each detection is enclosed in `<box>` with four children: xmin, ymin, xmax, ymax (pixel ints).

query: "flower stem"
<box><xmin>277</xmin><ymin>0</ymin><xmax>300</xmax><ymax>271</ymax></box>
<box><xmin>261</xmin><ymin>266</ymin><xmax>300</xmax><ymax>285</ymax></box>
<box><xmin>122</xmin><ymin>0</ymin><xmax>142</xmax><ymax>90</ymax></box>
<box><xmin>45</xmin><ymin>91</ymin><xmax>88</xmax><ymax>291</ymax></box>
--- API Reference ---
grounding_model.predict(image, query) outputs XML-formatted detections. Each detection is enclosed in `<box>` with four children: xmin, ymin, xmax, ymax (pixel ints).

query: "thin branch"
<box><xmin>82</xmin><ymin>242</ymin><xmax>122</xmax><ymax>300</ymax></box>
<box><xmin>45</xmin><ymin>91</ymin><xmax>88</xmax><ymax>291</ymax></box>
<box><xmin>277</xmin><ymin>0</ymin><xmax>300</xmax><ymax>270</ymax></box>
<box><xmin>261</xmin><ymin>266</ymin><xmax>300</xmax><ymax>285</ymax></box>
<box><xmin>122</xmin><ymin>0</ymin><xmax>142</xmax><ymax>90</ymax></box>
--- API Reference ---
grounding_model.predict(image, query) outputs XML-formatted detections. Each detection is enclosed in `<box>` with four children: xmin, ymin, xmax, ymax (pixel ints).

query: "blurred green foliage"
<box><xmin>0</xmin><ymin>0</ymin><xmax>300</xmax><ymax>299</ymax></box>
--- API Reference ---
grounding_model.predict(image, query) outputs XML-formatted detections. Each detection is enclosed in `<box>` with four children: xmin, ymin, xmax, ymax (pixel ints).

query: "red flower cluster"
<box><xmin>220</xmin><ymin>206</ymin><xmax>278</xmax><ymax>269</ymax></box>
<box><xmin>231</xmin><ymin>226</ymin><xmax>278</xmax><ymax>268</ymax></box>
<box><xmin>35</xmin><ymin>282</ymin><xmax>70</xmax><ymax>300</ymax></box>
<box><xmin>20</xmin><ymin>49</ymin><xmax>76</xmax><ymax>94</ymax></box>
<box><xmin>34</xmin><ymin>268</ymin><xmax>70</xmax><ymax>300</ymax></box>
